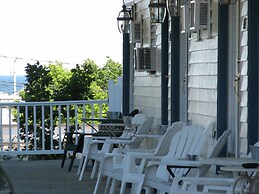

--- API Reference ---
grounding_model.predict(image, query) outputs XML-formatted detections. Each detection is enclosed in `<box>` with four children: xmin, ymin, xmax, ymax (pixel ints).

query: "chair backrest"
<box><xmin>209</xmin><ymin>130</ymin><xmax>231</xmax><ymax>158</ymax></box>
<box><xmin>135</xmin><ymin>116</ymin><xmax>154</xmax><ymax>135</ymax></box>
<box><xmin>154</xmin><ymin>122</ymin><xmax>184</xmax><ymax>156</ymax></box>
<box><xmin>119</xmin><ymin>113</ymin><xmax>147</xmax><ymax>139</ymax></box>
<box><xmin>126</xmin><ymin>117</ymin><xmax>154</xmax><ymax>149</ymax></box>
<box><xmin>156</xmin><ymin>124</ymin><xmax>208</xmax><ymax>180</ymax></box>
<box><xmin>165</xmin><ymin>125</ymin><xmax>207</xmax><ymax>160</ymax></box>
<box><xmin>198</xmin><ymin>129</ymin><xmax>231</xmax><ymax>177</ymax></box>
<box><xmin>131</xmin><ymin>113</ymin><xmax>147</xmax><ymax>125</ymax></box>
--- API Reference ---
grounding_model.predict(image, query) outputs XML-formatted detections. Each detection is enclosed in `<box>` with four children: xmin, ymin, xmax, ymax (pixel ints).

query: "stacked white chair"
<box><xmin>77</xmin><ymin>114</ymin><xmax>153</xmax><ymax>181</ymax></box>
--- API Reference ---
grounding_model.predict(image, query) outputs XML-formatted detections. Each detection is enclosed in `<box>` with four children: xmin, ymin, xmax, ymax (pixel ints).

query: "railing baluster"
<box><xmin>8</xmin><ymin>107</ymin><xmax>12</xmax><ymax>151</ymax></box>
<box><xmin>0</xmin><ymin>107</ymin><xmax>3</xmax><ymax>152</ymax></box>
<box><xmin>91</xmin><ymin>104</ymin><xmax>95</xmax><ymax>133</ymax></box>
<box><xmin>50</xmin><ymin>105</ymin><xmax>53</xmax><ymax>151</ymax></box>
<box><xmin>25</xmin><ymin>106</ymin><xmax>28</xmax><ymax>151</ymax></box>
<box><xmin>100</xmin><ymin>103</ymin><xmax>103</xmax><ymax>118</ymax></box>
<box><xmin>82</xmin><ymin>104</ymin><xmax>86</xmax><ymax>133</ymax></box>
<box><xmin>75</xmin><ymin>105</ymin><xmax>78</xmax><ymax>143</ymax></box>
<box><xmin>66</xmin><ymin>105</ymin><xmax>70</xmax><ymax>132</ymax></box>
<box><xmin>41</xmin><ymin>105</ymin><xmax>45</xmax><ymax>151</ymax></box>
<box><xmin>33</xmin><ymin>106</ymin><xmax>37</xmax><ymax>151</ymax></box>
<box><xmin>17</xmin><ymin>106</ymin><xmax>20</xmax><ymax>151</ymax></box>
<box><xmin>58</xmin><ymin>105</ymin><xmax>62</xmax><ymax>150</ymax></box>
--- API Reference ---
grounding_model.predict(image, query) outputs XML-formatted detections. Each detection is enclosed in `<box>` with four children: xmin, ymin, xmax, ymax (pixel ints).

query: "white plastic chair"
<box><xmin>77</xmin><ymin>115</ymin><xmax>153</xmax><ymax>181</ymax></box>
<box><xmin>169</xmin><ymin>130</ymin><xmax>232</xmax><ymax>194</ymax></box>
<box><xmin>171</xmin><ymin>138</ymin><xmax>259</xmax><ymax>194</ymax></box>
<box><xmin>139</xmin><ymin>124</ymin><xmax>213</xmax><ymax>194</ymax></box>
<box><xmin>93</xmin><ymin>122</ymin><xmax>189</xmax><ymax>194</ymax></box>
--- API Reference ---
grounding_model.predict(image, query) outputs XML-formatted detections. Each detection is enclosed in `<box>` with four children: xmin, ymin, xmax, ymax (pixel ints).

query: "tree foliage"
<box><xmin>16</xmin><ymin>58</ymin><xmax>122</xmax><ymax>153</ymax></box>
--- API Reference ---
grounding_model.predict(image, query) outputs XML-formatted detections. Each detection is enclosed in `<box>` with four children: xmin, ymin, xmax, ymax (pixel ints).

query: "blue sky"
<box><xmin>0</xmin><ymin>0</ymin><xmax>123</xmax><ymax>75</ymax></box>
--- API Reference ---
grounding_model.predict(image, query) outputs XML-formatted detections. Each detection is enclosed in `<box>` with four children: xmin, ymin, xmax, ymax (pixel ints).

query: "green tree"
<box><xmin>96</xmin><ymin>57</ymin><xmax>122</xmax><ymax>90</ymax></box>
<box><xmin>16</xmin><ymin>58</ymin><xmax>122</xmax><ymax>154</ymax></box>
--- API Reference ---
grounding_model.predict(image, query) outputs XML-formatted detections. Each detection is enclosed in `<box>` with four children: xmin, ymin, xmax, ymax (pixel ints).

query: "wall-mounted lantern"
<box><xmin>218</xmin><ymin>0</ymin><xmax>238</xmax><ymax>5</ymax></box>
<box><xmin>117</xmin><ymin>4</ymin><xmax>133</xmax><ymax>33</ymax></box>
<box><xmin>149</xmin><ymin>0</ymin><xmax>167</xmax><ymax>23</ymax></box>
<box><xmin>166</xmin><ymin>0</ymin><xmax>180</xmax><ymax>17</ymax></box>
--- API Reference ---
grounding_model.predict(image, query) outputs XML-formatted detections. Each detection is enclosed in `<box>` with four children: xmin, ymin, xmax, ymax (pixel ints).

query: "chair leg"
<box><xmin>79</xmin><ymin>157</ymin><xmax>88</xmax><ymax>181</ymax></box>
<box><xmin>120</xmin><ymin>181</ymin><xmax>127</xmax><ymax>194</ymax></box>
<box><xmin>129</xmin><ymin>177</ymin><xmax>144</xmax><ymax>194</ymax></box>
<box><xmin>76</xmin><ymin>156</ymin><xmax>84</xmax><ymax>175</ymax></box>
<box><xmin>109</xmin><ymin>179</ymin><xmax>119</xmax><ymax>194</ymax></box>
<box><xmin>68</xmin><ymin>133</ymin><xmax>85</xmax><ymax>171</ymax></box>
<box><xmin>144</xmin><ymin>186</ymin><xmax>152</xmax><ymax>194</ymax></box>
<box><xmin>61</xmin><ymin>150</ymin><xmax>67</xmax><ymax>168</ymax></box>
<box><xmin>130</xmin><ymin>183</ymin><xmax>144</xmax><ymax>194</ymax></box>
<box><xmin>68</xmin><ymin>154</ymin><xmax>75</xmax><ymax>171</ymax></box>
<box><xmin>93</xmin><ymin>173</ymin><xmax>104</xmax><ymax>194</ymax></box>
<box><xmin>104</xmin><ymin>177</ymin><xmax>112</xmax><ymax>194</ymax></box>
<box><xmin>90</xmin><ymin>160</ymin><xmax>99</xmax><ymax>179</ymax></box>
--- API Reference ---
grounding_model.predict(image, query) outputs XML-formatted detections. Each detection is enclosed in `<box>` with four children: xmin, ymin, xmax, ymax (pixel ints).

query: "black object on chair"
<box><xmin>61</xmin><ymin>110</ymin><xmax>139</xmax><ymax>171</ymax></box>
<box><xmin>127</xmin><ymin>109</ymin><xmax>139</xmax><ymax>117</ymax></box>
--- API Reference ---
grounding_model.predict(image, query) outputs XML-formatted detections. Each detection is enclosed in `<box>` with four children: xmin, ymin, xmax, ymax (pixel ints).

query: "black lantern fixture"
<box><xmin>117</xmin><ymin>4</ymin><xmax>132</xmax><ymax>33</ymax></box>
<box><xmin>149</xmin><ymin>0</ymin><xmax>167</xmax><ymax>23</ymax></box>
<box><xmin>166</xmin><ymin>0</ymin><xmax>180</xmax><ymax>17</ymax></box>
<box><xmin>219</xmin><ymin>0</ymin><xmax>238</xmax><ymax>5</ymax></box>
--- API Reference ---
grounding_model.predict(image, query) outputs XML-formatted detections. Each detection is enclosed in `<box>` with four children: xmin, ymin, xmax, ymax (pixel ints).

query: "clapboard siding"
<box><xmin>189</xmin><ymin>36</ymin><xmax>218</xmax><ymax>51</ymax></box>
<box><xmin>134</xmin><ymin>87</ymin><xmax>161</xmax><ymax>97</ymax></box>
<box><xmin>188</xmin><ymin>88</ymin><xmax>217</xmax><ymax>102</ymax></box>
<box><xmin>187</xmin><ymin>31</ymin><xmax>218</xmax><ymax>125</ymax></box>
<box><xmin>189</xmin><ymin>50</ymin><xmax>218</xmax><ymax>63</ymax></box>
<box><xmin>125</xmin><ymin>0</ymin><xmax>251</xmax><ymax>156</ymax></box>
<box><xmin>239</xmin><ymin>0</ymin><xmax>248</xmax><ymax>156</ymax></box>
<box><xmin>188</xmin><ymin>76</ymin><xmax>217</xmax><ymax>89</ymax></box>
<box><xmin>188</xmin><ymin>113</ymin><xmax>217</xmax><ymax>128</ymax></box>
<box><xmin>130</xmin><ymin>0</ymin><xmax>163</xmax><ymax>128</ymax></box>
<box><xmin>134</xmin><ymin>96</ymin><xmax>161</xmax><ymax>108</ymax></box>
<box><xmin>134</xmin><ymin>74</ymin><xmax>162</xmax><ymax>121</ymax></box>
<box><xmin>188</xmin><ymin>63</ymin><xmax>217</xmax><ymax>76</ymax></box>
<box><xmin>188</xmin><ymin>101</ymin><xmax>217</xmax><ymax>117</ymax></box>
<box><xmin>134</xmin><ymin>73</ymin><xmax>161</xmax><ymax>86</ymax></box>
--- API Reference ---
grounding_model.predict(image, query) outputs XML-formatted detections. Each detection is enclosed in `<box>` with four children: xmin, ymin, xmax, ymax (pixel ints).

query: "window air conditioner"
<box><xmin>190</xmin><ymin>0</ymin><xmax>208</xmax><ymax>31</ymax></box>
<box><xmin>136</xmin><ymin>47</ymin><xmax>156</xmax><ymax>72</ymax></box>
<box><xmin>181</xmin><ymin>0</ymin><xmax>208</xmax><ymax>33</ymax></box>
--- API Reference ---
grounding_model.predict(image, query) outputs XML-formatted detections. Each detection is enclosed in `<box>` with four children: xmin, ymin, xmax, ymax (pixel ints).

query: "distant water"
<box><xmin>0</xmin><ymin>75</ymin><xmax>27</xmax><ymax>94</ymax></box>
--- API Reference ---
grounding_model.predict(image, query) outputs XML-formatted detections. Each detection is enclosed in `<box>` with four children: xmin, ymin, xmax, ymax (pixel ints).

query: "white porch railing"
<box><xmin>0</xmin><ymin>99</ymin><xmax>108</xmax><ymax>156</ymax></box>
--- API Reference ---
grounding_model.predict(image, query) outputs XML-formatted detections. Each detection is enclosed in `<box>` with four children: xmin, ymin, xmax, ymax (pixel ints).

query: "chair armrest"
<box><xmin>149</xmin><ymin>159</ymin><xmax>202</xmax><ymax>168</ymax></box>
<box><xmin>134</xmin><ymin>134</ymin><xmax>163</xmax><ymax>139</ymax></box>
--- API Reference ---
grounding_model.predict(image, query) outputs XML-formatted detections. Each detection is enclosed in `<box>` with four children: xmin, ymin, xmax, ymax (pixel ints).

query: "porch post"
<box><xmin>170</xmin><ymin>16</ymin><xmax>180</xmax><ymax>124</ymax></box>
<box><xmin>122</xmin><ymin>33</ymin><xmax>130</xmax><ymax>116</ymax></box>
<box><xmin>161</xmin><ymin>13</ymin><xmax>169</xmax><ymax>127</ymax></box>
<box><xmin>217</xmin><ymin>4</ymin><xmax>229</xmax><ymax>156</ymax></box>
<box><xmin>247</xmin><ymin>0</ymin><xmax>259</xmax><ymax>147</ymax></box>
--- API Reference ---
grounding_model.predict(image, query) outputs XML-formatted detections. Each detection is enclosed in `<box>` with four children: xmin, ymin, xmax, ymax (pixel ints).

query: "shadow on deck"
<box><xmin>0</xmin><ymin>159</ymin><xmax>106</xmax><ymax>194</ymax></box>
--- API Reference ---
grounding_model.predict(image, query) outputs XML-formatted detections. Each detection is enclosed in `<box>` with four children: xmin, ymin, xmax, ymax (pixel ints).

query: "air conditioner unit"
<box><xmin>190</xmin><ymin>0</ymin><xmax>208</xmax><ymax>31</ymax></box>
<box><xmin>181</xmin><ymin>0</ymin><xmax>208</xmax><ymax>33</ymax></box>
<box><xmin>136</xmin><ymin>47</ymin><xmax>156</xmax><ymax>72</ymax></box>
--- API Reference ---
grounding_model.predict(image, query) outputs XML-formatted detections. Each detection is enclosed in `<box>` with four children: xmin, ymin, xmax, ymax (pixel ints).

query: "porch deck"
<box><xmin>0</xmin><ymin>159</ymin><xmax>106</xmax><ymax>194</ymax></box>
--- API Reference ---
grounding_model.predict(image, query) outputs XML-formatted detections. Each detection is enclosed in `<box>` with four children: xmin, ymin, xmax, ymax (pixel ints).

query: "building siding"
<box><xmin>126</xmin><ymin>0</ymin><xmax>251</xmax><ymax>155</ymax></box>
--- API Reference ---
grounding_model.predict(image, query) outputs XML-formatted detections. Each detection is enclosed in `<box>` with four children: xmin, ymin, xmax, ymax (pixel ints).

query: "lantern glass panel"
<box><xmin>166</xmin><ymin>0</ymin><xmax>179</xmax><ymax>17</ymax></box>
<box><xmin>149</xmin><ymin>0</ymin><xmax>166</xmax><ymax>23</ymax></box>
<box><xmin>117</xmin><ymin>6</ymin><xmax>132</xmax><ymax>33</ymax></box>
